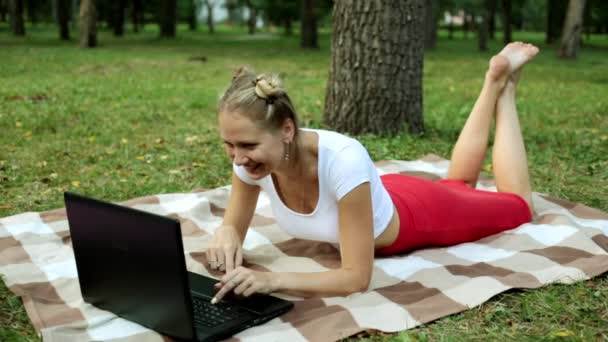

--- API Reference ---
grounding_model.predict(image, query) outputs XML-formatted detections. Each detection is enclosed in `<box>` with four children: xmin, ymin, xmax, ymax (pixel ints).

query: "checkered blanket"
<box><xmin>1</xmin><ymin>155</ymin><xmax>607</xmax><ymax>342</ymax></box>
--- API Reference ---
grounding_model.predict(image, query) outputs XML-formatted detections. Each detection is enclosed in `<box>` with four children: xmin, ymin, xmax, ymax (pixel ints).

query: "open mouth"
<box><xmin>244</xmin><ymin>163</ymin><xmax>262</xmax><ymax>175</ymax></box>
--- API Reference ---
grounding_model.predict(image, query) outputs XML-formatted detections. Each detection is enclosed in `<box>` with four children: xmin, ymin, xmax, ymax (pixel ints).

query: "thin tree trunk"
<box><xmin>188</xmin><ymin>0</ymin><xmax>197</xmax><ymax>31</ymax></box>
<box><xmin>488</xmin><ymin>0</ymin><xmax>497</xmax><ymax>39</ymax></box>
<box><xmin>71</xmin><ymin>0</ymin><xmax>78</xmax><ymax>30</ymax></box>
<box><xmin>324</xmin><ymin>0</ymin><xmax>425</xmax><ymax>135</ymax></box>
<box><xmin>301</xmin><ymin>0</ymin><xmax>318</xmax><ymax>48</ymax></box>
<box><xmin>132</xmin><ymin>0</ymin><xmax>143</xmax><ymax>33</ymax></box>
<box><xmin>113</xmin><ymin>0</ymin><xmax>126</xmax><ymax>36</ymax></box>
<box><xmin>558</xmin><ymin>0</ymin><xmax>586</xmax><ymax>58</ymax></box>
<box><xmin>79</xmin><ymin>0</ymin><xmax>96</xmax><ymax>48</ymax></box>
<box><xmin>284</xmin><ymin>16</ymin><xmax>293</xmax><ymax>35</ymax></box>
<box><xmin>205</xmin><ymin>0</ymin><xmax>215</xmax><ymax>33</ymax></box>
<box><xmin>25</xmin><ymin>0</ymin><xmax>35</xmax><ymax>26</ymax></box>
<box><xmin>448</xmin><ymin>15</ymin><xmax>454</xmax><ymax>39</ymax></box>
<box><xmin>1</xmin><ymin>2</ymin><xmax>6</xmax><ymax>22</ymax></box>
<box><xmin>245</xmin><ymin>0</ymin><xmax>256</xmax><ymax>34</ymax></box>
<box><xmin>57</xmin><ymin>0</ymin><xmax>70</xmax><ymax>40</ymax></box>
<box><xmin>502</xmin><ymin>0</ymin><xmax>512</xmax><ymax>44</ymax></box>
<box><xmin>9</xmin><ymin>0</ymin><xmax>25</xmax><ymax>36</ymax></box>
<box><xmin>424</xmin><ymin>0</ymin><xmax>438</xmax><ymax>50</ymax></box>
<box><xmin>159</xmin><ymin>0</ymin><xmax>176</xmax><ymax>37</ymax></box>
<box><xmin>479</xmin><ymin>1</ymin><xmax>490</xmax><ymax>51</ymax></box>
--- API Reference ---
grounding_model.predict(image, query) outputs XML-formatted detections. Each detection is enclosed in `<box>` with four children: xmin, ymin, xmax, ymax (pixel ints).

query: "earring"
<box><xmin>283</xmin><ymin>142</ymin><xmax>291</xmax><ymax>161</ymax></box>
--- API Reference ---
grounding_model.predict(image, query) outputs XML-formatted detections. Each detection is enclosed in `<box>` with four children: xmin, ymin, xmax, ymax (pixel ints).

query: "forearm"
<box><xmin>274</xmin><ymin>269</ymin><xmax>370</xmax><ymax>298</ymax></box>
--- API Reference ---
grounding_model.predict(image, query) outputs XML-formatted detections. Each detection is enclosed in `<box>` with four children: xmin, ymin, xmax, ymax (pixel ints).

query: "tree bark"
<box><xmin>301</xmin><ymin>0</ymin><xmax>318</xmax><ymax>48</ymax></box>
<box><xmin>558</xmin><ymin>0</ymin><xmax>586</xmax><ymax>58</ymax></box>
<box><xmin>159</xmin><ymin>0</ymin><xmax>176</xmax><ymax>37</ymax></box>
<box><xmin>479</xmin><ymin>0</ymin><xmax>490</xmax><ymax>51</ymax></box>
<box><xmin>9</xmin><ymin>0</ymin><xmax>25</xmax><ymax>36</ymax></box>
<box><xmin>132</xmin><ymin>0</ymin><xmax>143</xmax><ymax>33</ymax></box>
<box><xmin>79</xmin><ymin>0</ymin><xmax>96</xmax><ymax>48</ymax></box>
<box><xmin>113</xmin><ymin>0</ymin><xmax>126</xmax><ymax>36</ymax></box>
<box><xmin>57</xmin><ymin>0</ymin><xmax>70</xmax><ymax>40</ymax></box>
<box><xmin>424</xmin><ymin>0</ymin><xmax>438</xmax><ymax>50</ymax></box>
<box><xmin>488</xmin><ymin>0</ymin><xmax>497</xmax><ymax>39</ymax></box>
<box><xmin>324</xmin><ymin>0</ymin><xmax>425</xmax><ymax>135</ymax></box>
<box><xmin>188</xmin><ymin>0</ymin><xmax>197</xmax><ymax>31</ymax></box>
<box><xmin>204</xmin><ymin>0</ymin><xmax>215</xmax><ymax>33</ymax></box>
<box><xmin>501</xmin><ymin>0</ymin><xmax>512</xmax><ymax>44</ymax></box>
<box><xmin>245</xmin><ymin>0</ymin><xmax>256</xmax><ymax>34</ymax></box>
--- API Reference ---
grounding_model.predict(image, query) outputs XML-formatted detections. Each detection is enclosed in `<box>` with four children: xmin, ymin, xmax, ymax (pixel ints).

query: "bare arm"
<box><xmin>213</xmin><ymin>182</ymin><xmax>375</xmax><ymax>300</ymax></box>
<box><xmin>206</xmin><ymin>171</ymin><xmax>260</xmax><ymax>271</ymax></box>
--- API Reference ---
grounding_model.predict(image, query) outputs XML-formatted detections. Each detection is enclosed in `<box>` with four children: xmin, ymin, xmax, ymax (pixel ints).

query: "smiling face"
<box><xmin>219</xmin><ymin>111</ymin><xmax>294</xmax><ymax>180</ymax></box>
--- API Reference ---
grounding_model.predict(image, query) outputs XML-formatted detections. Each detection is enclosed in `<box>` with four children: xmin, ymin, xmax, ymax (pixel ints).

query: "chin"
<box><xmin>245</xmin><ymin>165</ymin><xmax>269</xmax><ymax>179</ymax></box>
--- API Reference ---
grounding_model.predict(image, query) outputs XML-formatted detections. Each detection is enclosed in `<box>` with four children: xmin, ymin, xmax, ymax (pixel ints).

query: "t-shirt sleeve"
<box><xmin>328</xmin><ymin>141</ymin><xmax>373</xmax><ymax>201</ymax></box>
<box><xmin>232</xmin><ymin>163</ymin><xmax>258</xmax><ymax>186</ymax></box>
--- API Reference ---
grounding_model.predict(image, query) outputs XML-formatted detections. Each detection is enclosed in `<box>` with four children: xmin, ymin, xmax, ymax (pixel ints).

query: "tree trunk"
<box><xmin>1</xmin><ymin>2</ymin><xmax>6</xmax><ymax>22</ymax></box>
<box><xmin>324</xmin><ymin>0</ymin><xmax>425</xmax><ymax>135</ymax></box>
<box><xmin>284</xmin><ymin>16</ymin><xmax>292</xmax><ymax>35</ymax></box>
<box><xmin>132</xmin><ymin>0</ymin><xmax>143</xmax><ymax>33</ymax></box>
<box><xmin>301</xmin><ymin>0</ymin><xmax>318</xmax><ymax>48</ymax></box>
<box><xmin>424</xmin><ymin>0</ymin><xmax>438</xmax><ymax>50</ymax></box>
<box><xmin>159</xmin><ymin>0</ymin><xmax>176</xmax><ymax>37</ymax></box>
<box><xmin>501</xmin><ymin>0</ymin><xmax>512</xmax><ymax>44</ymax></box>
<box><xmin>188</xmin><ymin>0</ymin><xmax>197</xmax><ymax>31</ymax></box>
<box><xmin>57</xmin><ymin>0</ymin><xmax>70</xmax><ymax>40</ymax></box>
<box><xmin>488</xmin><ymin>0</ymin><xmax>497</xmax><ymax>39</ymax></box>
<box><xmin>79</xmin><ymin>0</ymin><xmax>96</xmax><ymax>48</ymax></box>
<box><xmin>25</xmin><ymin>0</ymin><xmax>36</xmax><ymax>25</ymax></box>
<box><xmin>245</xmin><ymin>0</ymin><xmax>256</xmax><ymax>34</ymax></box>
<box><xmin>9</xmin><ymin>0</ymin><xmax>25</xmax><ymax>36</ymax></box>
<box><xmin>71</xmin><ymin>0</ymin><xmax>78</xmax><ymax>30</ymax></box>
<box><xmin>448</xmin><ymin>16</ymin><xmax>454</xmax><ymax>39</ymax></box>
<box><xmin>479</xmin><ymin>1</ymin><xmax>490</xmax><ymax>51</ymax></box>
<box><xmin>113</xmin><ymin>0</ymin><xmax>126</xmax><ymax>36</ymax></box>
<box><xmin>205</xmin><ymin>0</ymin><xmax>215</xmax><ymax>33</ymax></box>
<box><xmin>558</xmin><ymin>0</ymin><xmax>586</xmax><ymax>58</ymax></box>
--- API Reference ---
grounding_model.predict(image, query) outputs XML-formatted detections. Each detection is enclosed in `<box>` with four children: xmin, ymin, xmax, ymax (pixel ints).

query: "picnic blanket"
<box><xmin>1</xmin><ymin>155</ymin><xmax>608</xmax><ymax>342</ymax></box>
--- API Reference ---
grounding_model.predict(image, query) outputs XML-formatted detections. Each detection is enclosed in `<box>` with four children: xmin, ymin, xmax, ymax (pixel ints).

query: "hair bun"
<box><xmin>254</xmin><ymin>74</ymin><xmax>283</xmax><ymax>101</ymax></box>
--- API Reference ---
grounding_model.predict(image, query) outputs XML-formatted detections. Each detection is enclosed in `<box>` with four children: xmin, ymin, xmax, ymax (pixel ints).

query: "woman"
<box><xmin>206</xmin><ymin>42</ymin><xmax>539</xmax><ymax>304</ymax></box>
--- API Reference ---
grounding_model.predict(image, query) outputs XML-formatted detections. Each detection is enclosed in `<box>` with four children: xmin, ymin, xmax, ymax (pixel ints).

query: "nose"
<box><xmin>233</xmin><ymin>148</ymin><xmax>249</xmax><ymax>166</ymax></box>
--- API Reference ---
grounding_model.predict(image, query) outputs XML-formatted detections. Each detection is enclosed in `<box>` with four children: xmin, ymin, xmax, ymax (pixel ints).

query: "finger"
<box><xmin>243</xmin><ymin>283</ymin><xmax>258</xmax><ymax>297</ymax></box>
<box><xmin>224</xmin><ymin>247</ymin><xmax>235</xmax><ymax>273</ymax></box>
<box><xmin>216</xmin><ymin>249</ymin><xmax>226</xmax><ymax>271</ymax></box>
<box><xmin>212</xmin><ymin>283</ymin><xmax>231</xmax><ymax>304</ymax></box>
<box><xmin>206</xmin><ymin>249</ymin><xmax>218</xmax><ymax>269</ymax></box>
<box><xmin>235</xmin><ymin>247</ymin><xmax>243</xmax><ymax>268</ymax></box>
<box><xmin>233</xmin><ymin>276</ymin><xmax>253</xmax><ymax>295</ymax></box>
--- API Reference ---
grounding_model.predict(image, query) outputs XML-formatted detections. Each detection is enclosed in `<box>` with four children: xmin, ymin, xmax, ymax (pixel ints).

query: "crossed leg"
<box><xmin>447</xmin><ymin>42</ymin><xmax>539</xmax><ymax>213</ymax></box>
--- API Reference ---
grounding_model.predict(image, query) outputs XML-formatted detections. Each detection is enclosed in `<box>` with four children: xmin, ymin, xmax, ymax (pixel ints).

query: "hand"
<box><xmin>205</xmin><ymin>225</ymin><xmax>243</xmax><ymax>272</ymax></box>
<box><xmin>211</xmin><ymin>266</ymin><xmax>277</xmax><ymax>304</ymax></box>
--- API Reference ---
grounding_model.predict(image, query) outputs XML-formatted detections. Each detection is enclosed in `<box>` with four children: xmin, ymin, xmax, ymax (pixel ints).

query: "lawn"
<box><xmin>1</xmin><ymin>24</ymin><xmax>607</xmax><ymax>341</ymax></box>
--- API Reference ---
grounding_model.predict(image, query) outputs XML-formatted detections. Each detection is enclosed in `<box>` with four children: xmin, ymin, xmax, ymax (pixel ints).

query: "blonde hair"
<box><xmin>218</xmin><ymin>66</ymin><xmax>300</xmax><ymax>134</ymax></box>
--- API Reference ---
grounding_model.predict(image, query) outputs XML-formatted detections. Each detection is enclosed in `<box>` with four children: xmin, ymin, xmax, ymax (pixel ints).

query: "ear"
<box><xmin>280</xmin><ymin>118</ymin><xmax>295</xmax><ymax>143</ymax></box>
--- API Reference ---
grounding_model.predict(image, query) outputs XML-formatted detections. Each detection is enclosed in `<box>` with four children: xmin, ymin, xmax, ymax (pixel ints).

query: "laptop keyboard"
<box><xmin>192</xmin><ymin>297</ymin><xmax>251</xmax><ymax>327</ymax></box>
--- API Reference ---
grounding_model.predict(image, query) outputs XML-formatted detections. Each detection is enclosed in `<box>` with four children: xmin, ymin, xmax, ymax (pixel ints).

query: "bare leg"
<box><xmin>447</xmin><ymin>42</ymin><xmax>539</xmax><ymax>190</ymax></box>
<box><xmin>446</xmin><ymin>58</ymin><xmax>508</xmax><ymax>186</ymax></box>
<box><xmin>493</xmin><ymin>73</ymin><xmax>534</xmax><ymax>212</ymax></box>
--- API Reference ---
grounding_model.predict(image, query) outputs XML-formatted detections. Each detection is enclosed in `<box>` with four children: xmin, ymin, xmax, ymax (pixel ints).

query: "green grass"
<box><xmin>1</xmin><ymin>24</ymin><xmax>607</xmax><ymax>341</ymax></box>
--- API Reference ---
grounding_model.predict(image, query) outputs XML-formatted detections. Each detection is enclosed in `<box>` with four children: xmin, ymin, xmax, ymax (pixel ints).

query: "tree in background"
<box><xmin>501</xmin><ymin>0</ymin><xmax>512</xmax><ymax>43</ymax></box>
<box><xmin>244</xmin><ymin>0</ymin><xmax>258</xmax><ymax>34</ymax></box>
<box><xmin>325</xmin><ymin>0</ymin><xmax>425</xmax><ymax>135</ymax></box>
<box><xmin>112</xmin><ymin>0</ymin><xmax>127</xmax><ymax>36</ymax></box>
<box><xmin>558</xmin><ymin>0</ymin><xmax>586</xmax><ymax>58</ymax></box>
<box><xmin>301</xmin><ymin>0</ymin><xmax>318</xmax><ymax>48</ymax></box>
<box><xmin>188</xmin><ymin>0</ymin><xmax>197</xmax><ymax>30</ymax></box>
<box><xmin>547</xmin><ymin>0</ymin><xmax>568</xmax><ymax>44</ymax></box>
<box><xmin>159</xmin><ymin>0</ymin><xmax>177</xmax><ymax>37</ymax></box>
<box><xmin>201</xmin><ymin>0</ymin><xmax>217</xmax><ymax>33</ymax></box>
<box><xmin>25</xmin><ymin>0</ymin><xmax>37</xmax><ymax>26</ymax></box>
<box><xmin>488</xmin><ymin>0</ymin><xmax>497</xmax><ymax>39</ymax></box>
<box><xmin>263</xmin><ymin>0</ymin><xmax>298</xmax><ymax>35</ymax></box>
<box><xmin>424</xmin><ymin>0</ymin><xmax>439</xmax><ymax>50</ymax></box>
<box><xmin>9</xmin><ymin>0</ymin><xmax>25</xmax><ymax>36</ymax></box>
<box><xmin>79</xmin><ymin>0</ymin><xmax>96</xmax><ymax>47</ymax></box>
<box><xmin>132</xmin><ymin>0</ymin><xmax>143</xmax><ymax>33</ymax></box>
<box><xmin>57</xmin><ymin>0</ymin><xmax>70</xmax><ymax>40</ymax></box>
<box><xmin>478</xmin><ymin>0</ymin><xmax>491</xmax><ymax>51</ymax></box>
<box><xmin>0</xmin><ymin>0</ymin><xmax>7</xmax><ymax>22</ymax></box>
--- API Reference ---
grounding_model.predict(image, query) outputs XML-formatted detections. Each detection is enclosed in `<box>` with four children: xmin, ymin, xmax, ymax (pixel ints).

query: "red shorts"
<box><xmin>375</xmin><ymin>174</ymin><xmax>532</xmax><ymax>256</ymax></box>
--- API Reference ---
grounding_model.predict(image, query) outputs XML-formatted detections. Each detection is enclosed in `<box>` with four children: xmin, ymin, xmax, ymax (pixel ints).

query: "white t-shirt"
<box><xmin>233</xmin><ymin>128</ymin><xmax>394</xmax><ymax>243</ymax></box>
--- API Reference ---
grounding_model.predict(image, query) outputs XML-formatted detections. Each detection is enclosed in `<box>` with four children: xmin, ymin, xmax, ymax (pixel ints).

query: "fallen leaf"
<box><xmin>88</xmin><ymin>136</ymin><xmax>96</xmax><ymax>143</ymax></box>
<box><xmin>121</xmin><ymin>138</ymin><xmax>128</xmax><ymax>144</ymax></box>
<box><xmin>0</xmin><ymin>204</ymin><xmax>13</xmax><ymax>209</ymax></box>
<box><xmin>71</xmin><ymin>181</ymin><xmax>80</xmax><ymax>188</ymax></box>
<box><xmin>23</xmin><ymin>131</ymin><xmax>32</xmax><ymax>138</ymax></box>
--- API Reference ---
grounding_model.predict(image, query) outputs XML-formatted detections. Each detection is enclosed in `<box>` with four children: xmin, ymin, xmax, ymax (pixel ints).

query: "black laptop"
<box><xmin>64</xmin><ymin>192</ymin><xmax>293</xmax><ymax>342</ymax></box>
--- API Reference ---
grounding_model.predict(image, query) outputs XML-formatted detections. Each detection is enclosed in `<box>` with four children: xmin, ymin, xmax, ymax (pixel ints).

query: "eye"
<box><xmin>241</xmin><ymin>143</ymin><xmax>257</xmax><ymax>150</ymax></box>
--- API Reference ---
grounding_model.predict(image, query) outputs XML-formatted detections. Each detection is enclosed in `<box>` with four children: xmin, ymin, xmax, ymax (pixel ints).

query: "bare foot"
<box><xmin>487</xmin><ymin>42</ymin><xmax>539</xmax><ymax>86</ymax></box>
